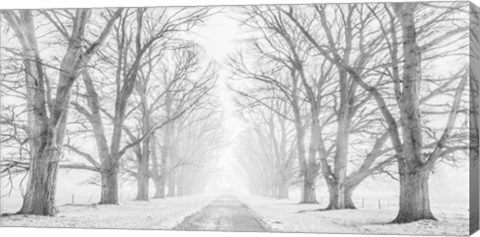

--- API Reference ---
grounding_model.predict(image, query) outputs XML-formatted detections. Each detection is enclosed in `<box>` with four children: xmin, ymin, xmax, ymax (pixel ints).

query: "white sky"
<box><xmin>191</xmin><ymin>9</ymin><xmax>249</xmax><ymax>192</ymax></box>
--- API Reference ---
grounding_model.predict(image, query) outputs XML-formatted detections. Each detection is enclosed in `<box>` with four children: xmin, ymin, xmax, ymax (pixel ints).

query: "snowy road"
<box><xmin>175</xmin><ymin>195</ymin><xmax>267</xmax><ymax>232</ymax></box>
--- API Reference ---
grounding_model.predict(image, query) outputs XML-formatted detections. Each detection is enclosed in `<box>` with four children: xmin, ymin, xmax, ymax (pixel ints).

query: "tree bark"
<box><xmin>393</xmin><ymin>171</ymin><xmax>435</xmax><ymax>223</ymax></box>
<box><xmin>328</xmin><ymin>103</ymin><xmax>351</xmax><ymax>209</ymax></box>
<box><xmin>325</xmin><ymin>183</ymin><xmax>357</xmax><ymax>210</ymax></box>
<box><xmin>135</xmin><ymin>155</ymin><xmax>150</xmax><ymax>201</ymax></box>
<box><xmin>344</xmin><ymin>188</ymin><xmax>356</xmax><ymax>209</ymax></box>
<box><xmin>19</xmin><ymin>139</ymin><xmax>61</xmax><ymax>215</ymax></box>
<box><xmin>301</xmin><ymin>176</ymin><xmax>317</xmax><ymax>203</ymax></box>
<box><xmin>300</xmin><ymin>117</ymin><xmax>320</xmax><ymax>204</ymax></box>
<box><xmin>325</xmin><ymin>114</ymin><xmax>352</xmax><ymax>209</ymax></box>
<box><xmin>100</xmin><ymin>163</ymin><xmax>119</xmax><ymax>204</ymax></box>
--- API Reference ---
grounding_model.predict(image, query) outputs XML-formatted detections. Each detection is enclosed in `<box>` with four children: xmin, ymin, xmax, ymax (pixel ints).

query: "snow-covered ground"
<box><xmin>238</xmin><ymin>195</ymin><xmax>469</xmax><ymax>236</ymax></box>
<box><xmin>1</xmin><ymin>194</ymin><xmax>216</xmax><ymax>229</ymax></box>
<box><xmin>0</xmin><ymin>192</ymin><xmax>469</xmax><ymax>235</ymax></box>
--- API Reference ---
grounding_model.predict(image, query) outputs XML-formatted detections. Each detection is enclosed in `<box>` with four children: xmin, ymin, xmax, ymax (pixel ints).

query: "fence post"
<box><xmin>72</xmin><ymin>193</ymin><xmax>75</xmax><ymax>205</ymax></box>
<box><xmin>378</xmin><ymin>199</ymin><xmax>382</xmax><ymax>209</ymax></box>
<box><xmin>362</xmin><ymin>198</ymin><xmax>365</xmax><ymax>208</ymax></box>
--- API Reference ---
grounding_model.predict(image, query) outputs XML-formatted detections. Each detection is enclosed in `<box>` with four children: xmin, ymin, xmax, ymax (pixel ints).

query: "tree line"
<box><xmin>230</xmin><ymin>2</ymin><xmax>469</xmax><ymax>223</ymax></box>
<box><xmin>1</xmin><ymin>8</ymin><xmax>223</xmax><ymax>216</ymax></box>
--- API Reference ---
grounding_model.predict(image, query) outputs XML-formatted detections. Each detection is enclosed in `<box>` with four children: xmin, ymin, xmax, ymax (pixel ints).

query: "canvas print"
<box><xmin>0</xmin><ymin>1</ymin><xmax>479</xmax><ymax>236</ymax></box>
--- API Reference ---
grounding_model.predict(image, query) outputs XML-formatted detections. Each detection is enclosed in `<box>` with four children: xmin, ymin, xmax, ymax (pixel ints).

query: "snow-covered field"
<box><xmin>0</xmin><ymin>192</ymin><xmax>469</xmax><ymax>235</ymax></box>
<box><xmin>238</xmin><ymin>195</ymin><xmax>469</xmax><ymax>236</ymax></box>
<box><xmin>1</xmin><ymin>194</ymin><xmax>216</xmax><ymax>229</ymax></box>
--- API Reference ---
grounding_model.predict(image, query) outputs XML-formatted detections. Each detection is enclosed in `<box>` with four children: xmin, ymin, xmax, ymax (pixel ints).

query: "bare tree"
<box><xmin>148</xmin><ymin>44</ymin><xmax>217</xmax><ymax>198</ymax></box>
<box><xmin>235</xmin><ymin>95</ymin><xmax>297</xmax><ymax>198</ymax></box>
<box><xmin>2</xmin><ymin>9</ymin><xmax>122</xmax><ymax>215</ymax></box>
<box><xmin>284</xmin><ymin>2</ymin><xmax>468</xmax><ymax>221</ymax></box>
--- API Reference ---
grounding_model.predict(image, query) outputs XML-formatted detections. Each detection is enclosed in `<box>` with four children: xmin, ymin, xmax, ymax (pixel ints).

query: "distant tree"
<box><xmin>231</xmin><ymin>6</ymin><xmax>339</xmax><ymax>203</ymax></box>
<box><xmin>173</xmin><ymin>106</ymin><xmax>225</xmax><ymax>196</ymax></box>
<box><xmin>234</xmin><ymin>94</ymin><xmax>297</xmax><ymax>198</ymax></box>
<box><xmin>148</xmin><ymin>44</ymin><xmax>217</xmax><ymax>198</ymax></box>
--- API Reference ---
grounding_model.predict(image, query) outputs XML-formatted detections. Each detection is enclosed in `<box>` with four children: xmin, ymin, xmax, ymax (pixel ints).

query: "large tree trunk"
<box><xmin>327</xmin><ymin>117</ymin><xmax>350</xmax><ymax>209</ymax></box>
<box><xmin>301</xmin><ymin>176</ymin><xmax>317</xmax><ymax>203</ymax></box>
<box><xmin>303</xmin><ymin>113</ymin><xmax>319</xmax><ymax>205</ymax></box>
<box><xmin>325</xmin><ymin>182</ymin><xmax>357</xmax><ymax>210</ymax></box>
<box><xmin>105</xmin><ymin>106</ymin><xmax>126</xmax><ymax>205</ymax></box>
<box><xmin>100</xmin><ymin>161</ymin><xmax>119</xmax><ymax>204</ymax></box>
<box><xmin>19</xmin><ymin>137</ymin><xmax>61</xmax><ymax>216</ymax></box>
<box><xmin>344</xmin><ymin>188</ymin><xmax>356</xmax><ymax>209</ymax></box>
<box><xmin>104</xmin><ymin>85</ymin><xmax>134</xmax><ymax>204</ymax></box>
<box><xmin>393</xmin><ymin>171</ymin><xmax>435</xmax><ymax>223</ymax></box>
<box><xmin>100</xmin><ymin>173</ymin><xmax>119</xmax><ymax>204</ymax></box>
<box><xmin>301</xmin><ymin>119</ymin><xmax>320</xmax><ymax>204</ymax></box>
<box><xmin>135</xmin><ymin>156</ymin><xmax>149</xmax><ymax>201</ymax></box>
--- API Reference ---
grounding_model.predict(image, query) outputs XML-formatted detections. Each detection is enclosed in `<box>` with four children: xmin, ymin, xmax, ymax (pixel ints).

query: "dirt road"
<box><xmin>175</xmin><ymin>195</ymin><xmax>267</xmax><ymax>232</ymax></box>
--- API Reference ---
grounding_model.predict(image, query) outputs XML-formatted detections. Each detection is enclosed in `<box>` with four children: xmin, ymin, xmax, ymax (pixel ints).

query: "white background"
<box><xmin>0</xmin><ymin>0</ymin><xmax>478</xmax><ymax>237</ymax></box>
